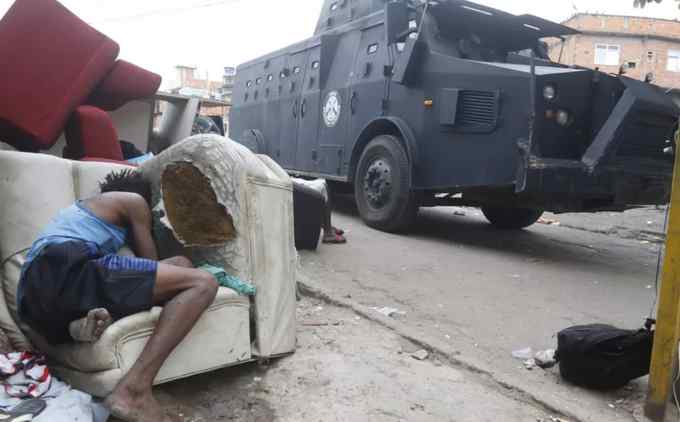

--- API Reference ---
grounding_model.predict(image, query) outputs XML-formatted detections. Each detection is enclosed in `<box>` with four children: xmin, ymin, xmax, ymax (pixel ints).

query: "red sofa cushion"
<box><xmin>88</xmin><ymin>60</ymin><xmax>162</xmax><ymax>111</ymax></box>
<box><xmin>64</xmin><ymin>106</ymin><xmax>123</xmax><ymax>161</ymax></box>
<box><xmin>0</xmin><ymin>0</ymin><xmax>119</xmax><ymax>151</ymax></box>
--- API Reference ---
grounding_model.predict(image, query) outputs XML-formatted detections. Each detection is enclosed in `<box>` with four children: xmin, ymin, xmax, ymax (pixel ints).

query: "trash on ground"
<box><xmin>301</xmin><ymin>321</ymin><xmax>342</xmax><ymax>327</ymax></box>
<box><xmin>512</xmin><ymin>347</ymin><xmax>534</xmax><ymax>360</ymax></box>
<box><xmin>523</xmin><ymin>359</ymin><xmax>536</xmax><ymax>370</ymax></box>
<box><xmin>411</xmin><ymin>349</ymin><xmax>429</xmax><ymax>361</ymax></box>
<box><xmin>372</xmin><ymin>307</ymin><xmax>405</xmax><ymax>318</ymax></box>
<box><xmin>534</xmin><ymin>349</ymin><xmax>557</xmax><ymax>369</ymax></box>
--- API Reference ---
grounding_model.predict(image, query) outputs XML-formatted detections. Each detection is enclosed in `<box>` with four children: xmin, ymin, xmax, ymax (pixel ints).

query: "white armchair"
<box><xmin>0</xmin><ymin>135</ymin><xmax>296</xmax><ymax>397</ymax></box>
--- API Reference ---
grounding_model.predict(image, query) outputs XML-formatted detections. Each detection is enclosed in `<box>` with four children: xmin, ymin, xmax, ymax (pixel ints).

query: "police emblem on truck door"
<box><xmin>323</xmin><ymin>91</ymin><xmax>341</xmax><ymax>127</ymax></box>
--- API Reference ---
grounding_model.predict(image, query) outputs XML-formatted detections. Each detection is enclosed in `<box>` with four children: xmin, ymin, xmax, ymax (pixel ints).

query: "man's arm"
<box><xmin>123</xmin><ymin>194</ymin><xmax>159</xmax><ymax>261</ymax></box>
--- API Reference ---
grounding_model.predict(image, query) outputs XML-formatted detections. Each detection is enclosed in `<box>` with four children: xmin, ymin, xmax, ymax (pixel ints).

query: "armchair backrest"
<box><xmin>0</xmin><ymin>151</ymin><xmax>131</xmax><ymax>349</ymax></box>
<box><xmin>141</xmin><ymin>135</ymin><xmax>297</xmax><ymax>358</ymax></box>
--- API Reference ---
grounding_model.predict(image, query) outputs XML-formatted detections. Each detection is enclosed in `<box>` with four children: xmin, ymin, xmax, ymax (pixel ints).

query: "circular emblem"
<box><xmin>323</xmin><ymin>91</ymin><xmax>342</xmax><ymax>128</ymax></box>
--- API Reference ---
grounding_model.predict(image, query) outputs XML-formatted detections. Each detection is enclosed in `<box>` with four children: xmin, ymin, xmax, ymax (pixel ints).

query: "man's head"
<box><xmin>100</xmin><ymin>169</ymin><xmax>152</xmax><ymax>206</ymax></box>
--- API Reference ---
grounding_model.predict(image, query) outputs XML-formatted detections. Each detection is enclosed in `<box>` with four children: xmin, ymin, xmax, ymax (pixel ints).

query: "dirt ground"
<box><xmin>155</xmin><ymin>297</ymin><xmax>562</xmax><ymax>422</ymax></box>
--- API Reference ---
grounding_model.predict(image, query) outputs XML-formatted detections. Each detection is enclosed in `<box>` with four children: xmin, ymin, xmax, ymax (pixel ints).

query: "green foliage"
<box><xmin>634</xmin><ymin>0</ymin><xmax>680</xmax><ymax>8</ymax></box>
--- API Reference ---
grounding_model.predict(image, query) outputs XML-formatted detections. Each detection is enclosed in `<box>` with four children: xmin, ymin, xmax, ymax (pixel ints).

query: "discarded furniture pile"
<box><xmin>0</xmin><ymin>0</ymin><xmax>160</xmax><ymax>162</ymax></box>
<box><xmin>0</xmin><ymin>0</ymin><xmax>298</xmax><ymax>399</ymax></box>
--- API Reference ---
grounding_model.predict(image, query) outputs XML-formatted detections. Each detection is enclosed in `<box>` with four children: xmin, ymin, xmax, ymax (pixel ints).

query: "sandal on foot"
<box><xmin>322</xmin><ymin>233</ymin><xmax>347</xmax><ymax>244</ymax></box>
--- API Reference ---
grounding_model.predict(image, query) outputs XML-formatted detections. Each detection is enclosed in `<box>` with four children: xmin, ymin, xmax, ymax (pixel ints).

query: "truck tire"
<box><xmin>481</xmin><ymin>206</ymin><xmax>544</xmax><ymax>230</ymax></box>
<box><xmin>354</xmin><ymin>135</ymin><xmax>418</xmax><ymax>232</ymax></box>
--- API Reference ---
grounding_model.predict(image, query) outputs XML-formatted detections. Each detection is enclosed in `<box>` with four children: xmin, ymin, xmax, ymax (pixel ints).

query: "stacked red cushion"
<box><xmin>0</xmin><ymin>0</ymin><xmax>119</xmax><ymax>151</ymax></box>
<box><xmin>64</xmin><ymin>106</ymin><xmax>124</xmax><ymax>162</ymax></box>
<box><xmin>88</xmin><ymin>60</ymin><xmax>162</xmax><ymax>111</ymax></box>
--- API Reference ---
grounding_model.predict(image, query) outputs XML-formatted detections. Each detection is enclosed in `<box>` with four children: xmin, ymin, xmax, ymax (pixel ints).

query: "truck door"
<box><xmin>350</xmin><ymin>25</ymin><xmax>387</xmax><ymax>146</ymax></box>
<box><xmin>296</xmin><ymin>45</ymin><xmax>322</xmax><ymax>173</ymax></box>
<box><xmin>278</xmin><ymin>50</ymin><xmax>309</xmax><ymax>169</ymax></box>
<box><xmin>317</xmin><ymin>30</ymin><xmax>361</xmax><ymax>176</ymax></box>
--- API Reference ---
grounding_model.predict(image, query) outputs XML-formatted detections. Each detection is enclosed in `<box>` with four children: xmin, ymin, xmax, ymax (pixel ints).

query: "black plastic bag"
<box><xmin>555</xmin><ymin>323</ymin><xmax>654</xmax><ymax>390</ymax></box>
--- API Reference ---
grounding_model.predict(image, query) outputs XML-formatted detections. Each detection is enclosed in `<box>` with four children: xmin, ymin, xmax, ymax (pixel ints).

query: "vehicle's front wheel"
<box><xmin>354</xmin><ymin>135</ymin><xmax>418</xmax><ymax>232</ymax></box>
<box><xmin>481</xmin><ymin>206</ymin><xmax>544</xmax><ymax>230</ymax></box>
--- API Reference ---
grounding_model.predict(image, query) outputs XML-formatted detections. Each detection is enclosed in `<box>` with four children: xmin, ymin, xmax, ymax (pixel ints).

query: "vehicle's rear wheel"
<box><xmin>354</xmin><ymin>135</ymin><xmax>418</xmax><ymax>232</ymax></box>
<box><xmin>481</xmin><ymin>206</ymin><xmax>544</xmax><ymax>230</ymax></box>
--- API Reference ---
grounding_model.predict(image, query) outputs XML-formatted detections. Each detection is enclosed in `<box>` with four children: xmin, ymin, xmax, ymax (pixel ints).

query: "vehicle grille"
<box><xmin>456</xmin><ymin>90</ymin><xmax>499</xmax><ymax>131</ymax></box>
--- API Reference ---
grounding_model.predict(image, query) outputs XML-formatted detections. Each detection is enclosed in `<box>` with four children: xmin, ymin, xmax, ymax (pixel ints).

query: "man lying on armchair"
<box><xmin>16</xmin><ymin>169</ymin><xmax>216</xmax><ymax>422</ymax></box>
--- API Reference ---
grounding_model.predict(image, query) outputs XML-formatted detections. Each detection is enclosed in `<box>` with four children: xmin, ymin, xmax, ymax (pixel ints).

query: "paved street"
<box><xmin>156</xmin><ymin>297</ymin><xmax>557</xmax><ymax>422</ymax></box>
<box><xmin>298</xmin><ymin>199</ymin><xmax>669</xmax><ymax>422</ymax></box>
<box><xmin>156</xmin><ymin>202</ymin><xmax>674</xmax><ymax>422</ymax></box>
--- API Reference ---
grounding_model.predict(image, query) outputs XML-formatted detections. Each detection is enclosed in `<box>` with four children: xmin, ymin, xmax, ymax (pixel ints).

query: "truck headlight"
<box><xmin>543</xmin><ymin>85</ymin><xmax>557</xmax><ymax>101</ymax></box>
<box><xmin>556</xmin><ymin>110</ymin><xmax>571</xmax><ymax>126</ymax></box>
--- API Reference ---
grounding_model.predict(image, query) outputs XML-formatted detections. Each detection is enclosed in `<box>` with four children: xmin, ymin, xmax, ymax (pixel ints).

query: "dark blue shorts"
<box><xmin>18</xmin><ymin>241</ymin><xmax>157</xmax><ymax>345</ymax></box>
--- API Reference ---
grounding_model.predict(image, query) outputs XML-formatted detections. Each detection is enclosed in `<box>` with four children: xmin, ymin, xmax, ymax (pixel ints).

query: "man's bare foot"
<box><xmin>105</xmin><ymin>384</ymin><xmax>178</xmax><ymax>422</ymax></box>
<box><xmin>69</xmin><ymin>308</ymin><xmax>112</xmax><ymax>342</ymax></box>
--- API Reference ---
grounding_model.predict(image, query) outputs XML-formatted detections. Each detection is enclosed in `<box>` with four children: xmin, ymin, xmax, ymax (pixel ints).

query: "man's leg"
<box><xmin>68</xmin><ymin>256</ymin><xmax>194</xmax><ymax>343</ymax></box>
<box><xmin>321</xmin><ymin>187</ymin><xmax>346</xmax><ymax>244</ymax></box>
<box><xmin>105</xmin><ymin>262</ymin><xmax>218</xmax><ymax>422</ymax></box>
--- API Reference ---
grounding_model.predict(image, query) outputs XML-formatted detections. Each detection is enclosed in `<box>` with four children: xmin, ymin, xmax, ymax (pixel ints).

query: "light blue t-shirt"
<box><xmin>24</xmin><ymin>200</ymin><xmax>128</xmax><ymax>267</ymax></box>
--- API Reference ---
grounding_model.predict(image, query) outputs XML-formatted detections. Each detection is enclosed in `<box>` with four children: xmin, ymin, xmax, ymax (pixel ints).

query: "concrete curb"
<box><xmin>297</xmin><ymin>274</ymin><xmax>636</xmax><ymax>422</ymax></box>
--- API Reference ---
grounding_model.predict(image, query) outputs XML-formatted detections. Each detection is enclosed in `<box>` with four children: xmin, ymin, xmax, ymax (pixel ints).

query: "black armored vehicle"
<box><xmin>230</xmin><ymin>0</ymin><xmax>679</xmax><ymax>232</ymax></box>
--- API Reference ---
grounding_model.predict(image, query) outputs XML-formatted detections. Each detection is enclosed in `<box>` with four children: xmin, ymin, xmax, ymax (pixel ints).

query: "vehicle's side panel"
<box><xmin>261</xmin><ymin>55</ymin><xmax>286</xmax><ymax>158</ymax></box>
<box><xmin>317</xmin><ymin>30</ymin><xmax>362</xmax><ymax>176</ymax></box>
<box><xmin>296</xmin><ymin>45</ymin><xmax>322</xmax><ymax>172</ymax></box>
<box><xmin>349</xmin><ymin>24</ymin><xmax>388</xmax><ymax>156</ymax></box>
<box><xmin>278</xmin><ymin>51</ymin><xmax>309</xmax><ymax>168</ymax></box>
<box><xmin>415</xmin><ymin>55</ymin><xmax>531</xmax><ymax>190</ymax></box>
<box><xmin>231</xmin><ymin>63</ymin><xmax>265</xmax><ymax>150</ymax></box>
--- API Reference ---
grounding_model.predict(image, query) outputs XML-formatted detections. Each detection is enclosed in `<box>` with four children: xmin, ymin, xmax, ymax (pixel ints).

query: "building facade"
<box><xmin>168</xmin><ymin>65</ymin><xmax>230</xmax><ymax>130</ymax></box>
<box><xmin>549</xmin><ymin>14</ymin><xmax>680</xmax><ymax>89</ymax></box>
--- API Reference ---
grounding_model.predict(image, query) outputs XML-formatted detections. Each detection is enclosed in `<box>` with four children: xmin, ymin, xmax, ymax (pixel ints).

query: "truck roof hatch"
<box><xmin>429</xmin><ymin>0</ymin><xmax>579</xmax><ymax>51</ymax></box>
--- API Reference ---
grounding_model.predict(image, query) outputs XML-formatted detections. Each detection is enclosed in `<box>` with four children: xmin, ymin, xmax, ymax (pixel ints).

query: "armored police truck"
<box><xmin>229</xmin><ymin>0</ymin><xmax>679</xmax><ymax>232</ymax></box>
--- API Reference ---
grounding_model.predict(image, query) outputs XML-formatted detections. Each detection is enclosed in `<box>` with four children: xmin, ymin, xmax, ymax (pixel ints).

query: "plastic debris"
<box><xmin>512</xmin><ymin>347</ymin><xmax>534</xmax><ymax>360</ymax></box>
<box><xmin>534</xmin><ymin>349</ymin><xmax>557</xmax><ymax>369</ymax></box>
<box><xmin>372</xmin><ymin>307</ymin><xmax>405</xmax><ymax>318</ymax></box>
<box><xmin>411</xmin><ymin>350</ymin><xmax>429</xmax><ymax>361</ymax></box>
<box><xmin>523</xmin><ymin>359</ymin><xmax>536</xmax><ymax>370</ymax></box>
<box><xmin>198</xmin><ymin>265</ymin><xmax>256</xmax><ymax>296</ymax></box>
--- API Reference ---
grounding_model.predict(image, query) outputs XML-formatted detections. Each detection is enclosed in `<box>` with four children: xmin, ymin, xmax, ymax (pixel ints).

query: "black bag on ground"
<box><xmin>555</xmin><ymin>323</ymin><xmax>654</xmax><ymax>389</ymax></box>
